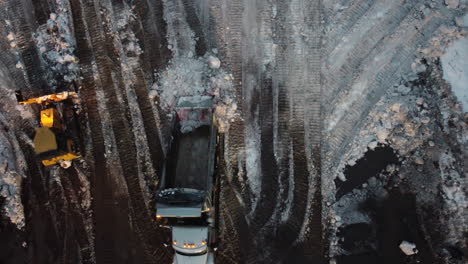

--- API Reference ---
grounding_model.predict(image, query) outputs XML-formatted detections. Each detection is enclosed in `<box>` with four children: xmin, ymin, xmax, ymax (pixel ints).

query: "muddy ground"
<box><xmin>0</xmin><ymin>0</ymin><xmax>466</xmax><ymax>264</ymax></box>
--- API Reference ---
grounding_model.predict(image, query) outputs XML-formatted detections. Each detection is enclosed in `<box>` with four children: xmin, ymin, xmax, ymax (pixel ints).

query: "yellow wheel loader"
<box><xmin>18</xmin><ymin>91</ymin><xmax>80</xmax><ymax>167</ymax></box>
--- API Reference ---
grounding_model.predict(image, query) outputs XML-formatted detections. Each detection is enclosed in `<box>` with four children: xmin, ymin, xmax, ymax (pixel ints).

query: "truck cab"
<box><xmin>155</xmin><ymin>96</ymin><xmax>218</xmax><ymax>264</ymax></box>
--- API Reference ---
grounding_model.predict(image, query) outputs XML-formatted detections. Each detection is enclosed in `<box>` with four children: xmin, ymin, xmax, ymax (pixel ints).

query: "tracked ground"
<box><xmin>0</xmin><ymin>0</ymin><xmax>465</xmax><ymax>264</ymax></box>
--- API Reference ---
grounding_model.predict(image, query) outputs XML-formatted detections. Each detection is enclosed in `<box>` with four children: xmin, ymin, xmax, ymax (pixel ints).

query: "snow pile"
<box><xmin>33</xmin><ymin>1</ymin><xmax>79</xmax><ymax>89</ymax></box>
<box><xmin>152</xmin><ymin>55</ymin><xmax>238</xmax><ymax>133</ymax></box>
<box><xmin>441</xmin><ymin>37</ymin><xmax>468</xmax><ymax>112</ymax></box>
<box><xmin>153</xmin><ymin>0</ymin><xmax>238</xmax><ymax>132</ymax></box>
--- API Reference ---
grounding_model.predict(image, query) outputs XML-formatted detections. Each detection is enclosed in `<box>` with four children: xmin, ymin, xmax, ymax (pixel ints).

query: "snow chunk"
<box><xmin>208</xmin><ymin>56</ymin><xmax>221</xmax><ymax>69</ymax></box>
<box><xmin>399</xmin><ymin>241</ymin><xmax>418</xmax><ymax>255</ymax></box>
<box><xmin>441</xmin><ymin>37</ymin><xmax>468</xmax><ymax>112</ymax></box>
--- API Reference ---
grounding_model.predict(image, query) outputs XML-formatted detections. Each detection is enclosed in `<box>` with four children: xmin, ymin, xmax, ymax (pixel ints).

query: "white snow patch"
<box><xmin>441</xmin><ymin>37</ymin><xmax>468</xmax><ymax>112</ymax></box>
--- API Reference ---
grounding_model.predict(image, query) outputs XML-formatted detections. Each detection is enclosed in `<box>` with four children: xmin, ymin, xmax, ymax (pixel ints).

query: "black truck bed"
<box><xmin>165</xmin><ymin>125</ymin><xmax>211</xmax><ymax>190</ymax></box>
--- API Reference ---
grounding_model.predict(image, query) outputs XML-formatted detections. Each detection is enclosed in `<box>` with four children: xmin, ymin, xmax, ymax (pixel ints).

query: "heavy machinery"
<box><xmin>17</xmin><ymin>90</ymin><xmax>80</xmax><ymax>167</ymax></box>
<box><xmin>155</xmin><ymin>96</ymin><xmax>218</xmax><ymax>264</ymax></box>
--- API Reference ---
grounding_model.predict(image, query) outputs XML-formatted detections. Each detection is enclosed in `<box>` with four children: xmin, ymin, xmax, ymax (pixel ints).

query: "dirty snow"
<box><xmin>0</xmin><ymin>116</ymin><xmax>26</xmax><ymax>229</ymax></box>
<box><xmin>0</xmin><ymin>65</ymin><xmax>32</xmax><ymax>229</ymax></box>
<box><xmin>441</xmin><ymin>37</ymin><xmax>468</xmax><ymax>112</ymax></box>
<box><xmin>327</xmin><ymin>49</ymin><xmax>467</xmax><ymax>260</ymax></box>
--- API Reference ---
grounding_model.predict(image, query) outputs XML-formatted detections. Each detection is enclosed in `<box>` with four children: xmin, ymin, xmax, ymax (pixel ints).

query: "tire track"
<box><xmin>225</xmin><ymin>0</ymin><xmax>246</xmax><ymax>182</ymax></box>
<box><xmin>324</xmin><ymin>14</ymin><xmax>444</xmax><ymax>171</ymax></box>
<box><xmin>302</xmin><ymin>0</ymin><xmax>323</xmax><ymax>261</ymax></box>
<box><xmin>69</xmin><ymin>2</ymin><xmax>119</xmax><ymax>263</ymax></box>
<box><xmin>217</xmin><ymin>134</ymin><xmax>249</xmax><ymax>263</ymax></box>
<box><xmin>31</xmin><ymin>0</ymin><xmax>51</xmax><ymax>25</ymax></box>
<box><xmin>1</xmin><ymin>1</ymin><xmax>45</xmax><ymax>91</ymax></box>
<box><xmin>209</xmin><ymin>2</ymin><xmax>248</xmax><ymax>261</ymax></box>
<box><xmin>111</xmin><ymin>0</ymin><xmax>165</xmax><ymax>198</ymax></box>
<box><xmin>324</xmin><ymin>0</ymin><xmax>375</xmax><ymax>55</ymax></box>
<box><xmin>61</xmin><ymin>168</ymin><xmax>94</xmax><ymax>264</ymax></box>
<box><xmin>71</xmin><ymin>1</ymin><xmax>170</xmax><ymax>263</ymax></box>
<box><xmin>81</xmin><ymin>2</ymin><xmax>171</xmax><ymax>263</ymax></box>
<box><xmin>256</xmin><ymin>77</ymin><xmax>278</xmax><ymax>234</ymax></box>
<box><xmin>272</xmin><ymin>0</ymin><xmax>323</xmax><ymax>262</ymax></box>
<box><xmin>323</xmin><ymin>0</ymin><xmax>415</xmax><ymax>113</ymax></box>
<box><xmin>181</xmin><ymin>0</ymin><xmax>207</xmax><ymax>56</ymax></box>
<box><xmin>133</xmin><ymin>0</ymin><xmax>171</xmax><ymax>79</ymax></box>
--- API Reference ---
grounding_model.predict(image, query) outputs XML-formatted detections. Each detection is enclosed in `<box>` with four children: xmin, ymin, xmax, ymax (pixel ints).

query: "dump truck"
<box><xmin>17</xmin><ymin>89</ymin><xmax>80</xmax><ymax>167</ymax></box>
<box><xmin>155</xmin><ymin>96</ymin><xmax>218</xmax><ymax>264</ymax></box>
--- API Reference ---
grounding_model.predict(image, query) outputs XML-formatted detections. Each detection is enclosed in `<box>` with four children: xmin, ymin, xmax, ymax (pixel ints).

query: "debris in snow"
<box><xmin>414</xmin><ymin>157</ymin><xmax>424</xmax><ymax>165</ymax></box>
<box><xmin>445</xmin><ymin>0</ymin><xmax>459</xmax><ymax>9</ymax></box>
<box><xmin>416</xmin><ymin>98</ymin><xmax>424</xmax><ymax>106</ymax></box>
<box><xmin>399</xmin><ymin>241</ymin><xmax>418</xmax><ymax>255</ymax></box>
<box><xmin>441</xmin><ymin>37</ymin><xmax>468</xmax><ymax>112</ymax></box>
<box><xmin>34</xmin><ymin>4</ymin><xmax>79</xmax><ymax>89</ymax></box>
<box><xmin>115</xmin><ymin>8</ymin><xmax>142</xmax><ymax>57</ymax></box>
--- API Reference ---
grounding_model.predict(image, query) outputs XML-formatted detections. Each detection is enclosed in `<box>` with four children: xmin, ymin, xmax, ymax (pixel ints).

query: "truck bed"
<box><xmin>165</xmin><ymin>125</ymin><xmax>211</xmax><ymax>190</ymax></box>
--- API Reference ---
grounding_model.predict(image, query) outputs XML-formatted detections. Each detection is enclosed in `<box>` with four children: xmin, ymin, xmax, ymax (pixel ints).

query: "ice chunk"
<box><xmin>59</xmin><ymin>160</ymin><xmax>72</xmax><ymax>169</ymax></box>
